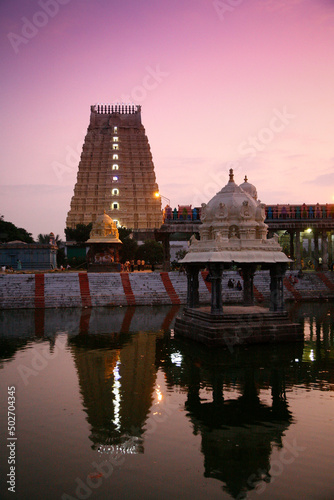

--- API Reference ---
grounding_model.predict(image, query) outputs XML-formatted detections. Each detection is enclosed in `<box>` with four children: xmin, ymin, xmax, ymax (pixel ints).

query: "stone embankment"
<box><xmin>0</xmin><ymin>270</ymin><xmax>333</xmax><ymax>310</ymax></box>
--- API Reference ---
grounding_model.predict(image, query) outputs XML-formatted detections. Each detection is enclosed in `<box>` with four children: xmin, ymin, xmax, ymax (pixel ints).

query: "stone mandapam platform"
<box><xmin>174</xmin><ymin>306</ymin><xmax>304</xmax><ymax>347</ymax></box>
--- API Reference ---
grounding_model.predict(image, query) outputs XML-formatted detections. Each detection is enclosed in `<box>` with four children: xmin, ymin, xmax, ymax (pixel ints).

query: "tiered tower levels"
<box><xmin>66</xmin><ymin>104</ymin><xmax>162</xmax><ymax>230</ymax></box>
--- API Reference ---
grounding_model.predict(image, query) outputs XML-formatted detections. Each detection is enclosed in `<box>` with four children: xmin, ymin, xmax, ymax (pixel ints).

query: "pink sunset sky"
<box><xmin>1</xmin><ymin>0</ymin><xmax>334</xmax><ymax>239</ymax></box>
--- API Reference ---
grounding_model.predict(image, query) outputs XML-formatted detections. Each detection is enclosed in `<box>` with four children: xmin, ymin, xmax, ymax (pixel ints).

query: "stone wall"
<box><xmin>0</xmin><ymin>271</ymin><xmax>334</xmax><ymax>310</ymax></box>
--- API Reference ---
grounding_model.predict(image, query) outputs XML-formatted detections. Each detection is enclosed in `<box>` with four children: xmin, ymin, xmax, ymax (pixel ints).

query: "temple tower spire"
<box><xmin>66</xmin><ymin>103</ymin><xmax>162</xmax><ymax>230</ymax></box>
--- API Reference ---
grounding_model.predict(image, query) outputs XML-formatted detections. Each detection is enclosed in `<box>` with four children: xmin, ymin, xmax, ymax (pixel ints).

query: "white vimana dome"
<box><xmin>239</xmin><ymin>175</ymin><xmax>258</xmax><ymax>201</ymax></box>
<box><xmin>181</xmin><ymin>169</ymin><xmax>290</xmax><ymax>264</ymax></box>
<box><xmin>175</xmin><ymin>170</ymin><xmax>300</xmax><ymax>347</ymax></box>
<box><xmin>199</xmin><ymin>169</ymin><xmax>267</xmax><ymax>243</ymax></box>
<box><xmin>87</xmin><ymin>210</ymin><xmax>122</xmax><ymax>243</ymax></box>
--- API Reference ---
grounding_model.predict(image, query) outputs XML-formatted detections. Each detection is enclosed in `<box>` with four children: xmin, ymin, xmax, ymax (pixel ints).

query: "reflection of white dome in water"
<box><xmin>182</xmin><ymin>169</ymin><xmax>290</xmax><ymax>264</ymax></box>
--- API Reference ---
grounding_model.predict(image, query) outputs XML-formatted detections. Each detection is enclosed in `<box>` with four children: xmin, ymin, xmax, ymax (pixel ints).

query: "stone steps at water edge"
<box><xmin>1</xmin><ymin>271</ymin><xmax>334</xmax><ymax>309</ymax></box>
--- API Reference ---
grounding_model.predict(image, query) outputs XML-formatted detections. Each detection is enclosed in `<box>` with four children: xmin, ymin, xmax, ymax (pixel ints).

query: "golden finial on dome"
<box><xmin>229</xmin><ymin>169</ymin><xmax>234</xmax><ymax>182</ymax></box>
<box><xmin>244</xmin><ymin>175</ymin><xmax>248</xmax><ymax>182</ymax></box>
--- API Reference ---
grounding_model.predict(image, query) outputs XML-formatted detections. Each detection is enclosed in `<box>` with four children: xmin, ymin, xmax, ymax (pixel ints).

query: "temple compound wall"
<box><xmin>66</xmin><ymin>104</ymin><xmax>162</xmax><ymax>231</ymax></box>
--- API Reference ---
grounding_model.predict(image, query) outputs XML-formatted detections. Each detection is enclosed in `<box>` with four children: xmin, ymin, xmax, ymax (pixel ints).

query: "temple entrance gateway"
<box><xmin>174</xmin><ymin>170</ymin><xmax>303</xmax><ymax>345</ymax></box>
<box><xmin>66</xmin><ymin>103</ymin><xmax>162</xmax><ymax>231</ymax></box>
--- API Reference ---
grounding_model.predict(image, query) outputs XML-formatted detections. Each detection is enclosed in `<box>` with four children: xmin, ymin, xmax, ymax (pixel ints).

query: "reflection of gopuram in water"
<box><xmin>1</xmin><ymin>301</ymin><xmax>333</xmax><ymax>492</ymax></box>
<box><xmin>162</xmin><ymin>340</ymin><xmax>304</xmax><ymax>499</ymax></box>
<box><xmin>69</xmin><ymin>330</ymin><xmax>163</xmax><ymax>454</ymax></box>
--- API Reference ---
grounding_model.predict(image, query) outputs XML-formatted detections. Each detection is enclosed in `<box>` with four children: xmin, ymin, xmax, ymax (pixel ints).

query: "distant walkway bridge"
<box><xmin>155</xmin><ymin>204</ymin><xmax>334</xmax><ymax>270</ymax></box>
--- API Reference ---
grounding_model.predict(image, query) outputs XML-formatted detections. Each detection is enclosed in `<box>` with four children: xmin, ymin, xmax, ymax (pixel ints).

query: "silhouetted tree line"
<box><xmin>0</xmin><ymin>215</ymin><xmax>34</xmax><ymax>243</ymax></box>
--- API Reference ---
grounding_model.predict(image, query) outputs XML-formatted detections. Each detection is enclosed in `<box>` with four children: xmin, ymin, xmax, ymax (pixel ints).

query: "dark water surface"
<box><xmin>0</xmin><ymin>303</ymin><xmax>333</xmax><ymax>500</ymax></box>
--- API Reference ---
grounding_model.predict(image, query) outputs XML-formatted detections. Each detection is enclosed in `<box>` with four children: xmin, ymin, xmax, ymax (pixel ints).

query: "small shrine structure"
<box><xmin>86</xmin><ymin>211</ymin><xmax>122</xmax><ymax>272</ymax></box>
<box><xmin>174</xmin><ymin>170</ymin><xmax>303</xmax><ymax>345</ymax></box>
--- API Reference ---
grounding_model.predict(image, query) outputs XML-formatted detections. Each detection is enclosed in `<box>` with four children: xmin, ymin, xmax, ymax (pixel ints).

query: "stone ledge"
<box><xmin>175</xmin><ymin>306</ymin><xmax>303</xmax><ymax>346</ymax></box>
<box><xmin>0</xmin><ymin>271</ymin><xmax>334</xmax><ymax>310</ymax></box>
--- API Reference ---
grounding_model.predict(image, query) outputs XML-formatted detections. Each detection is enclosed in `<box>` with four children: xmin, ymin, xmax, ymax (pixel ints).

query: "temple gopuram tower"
<box><xmin>66</xmin><ymin>103</ymin><xmax>162</xmax><ymax>231</ymax></box>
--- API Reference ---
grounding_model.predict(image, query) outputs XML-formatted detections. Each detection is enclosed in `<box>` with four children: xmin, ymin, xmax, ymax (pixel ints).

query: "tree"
<box><xmin>136</xmin><ymin>240</ymin><xmax>164</xmax><ymax>265</ymax></box>
<box><xmin>56</xmin><ymin>247</ymin><xmax>66</xmax><ymax>267</ymax></box>
<box><xmin>37</xmin><ymin>233</ymin><xmax>62</xmax><ymax>245</ymax></box>
<box><xmin>65</xmin><ymin>223</ymin><xmax>92</xmax><ymax>243</ymax></box>
<box><xmin>120</xmin><ymin>238</ymin><xmax>138</xmax><ymax>262</ymax></box>
<box><xmin>117</xmin><ymin>226</ymin><xmax>137</xmax><ymax>262</ymax></box>
<box><xmin>0</xmin><ymin>217</ymin><xmax>34</xmax><ymax>243</ymax></box>
<box><xmin>175</xmin><ymin>249</ymin><xmax>187</xmax><ymax>261</ymax></box>
<box><xmin>118</xmin><ymin>226</ymin><xmax>133</xmax><ymax>242</ymax></box>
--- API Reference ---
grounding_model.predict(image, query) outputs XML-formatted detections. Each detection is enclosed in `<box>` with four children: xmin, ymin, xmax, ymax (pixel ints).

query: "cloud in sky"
<box><xmin>256</xmin><ymin>0</ymin><xmax>306</xmax><ymax>13</ymax></box>
<box><xmin>303</xmin><ymin>172</ymin><xmax>334</xmax><ymax>186</ymax></box>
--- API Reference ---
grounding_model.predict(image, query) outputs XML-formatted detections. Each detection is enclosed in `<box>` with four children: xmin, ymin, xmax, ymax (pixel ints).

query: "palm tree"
<box><xmin>37</xmin><ymin>233</ymin><xmax>62</xmax><ymax>245</ymax></box>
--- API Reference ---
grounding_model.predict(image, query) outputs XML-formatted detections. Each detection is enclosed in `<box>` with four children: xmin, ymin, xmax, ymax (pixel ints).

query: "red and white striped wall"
<box><xmin>0</xmin><ymin>271</ymin><xmax>334</xmax><ymax>309</ymax></box>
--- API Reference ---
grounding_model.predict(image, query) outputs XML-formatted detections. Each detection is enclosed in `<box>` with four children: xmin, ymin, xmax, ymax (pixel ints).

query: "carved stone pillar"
<box><xmin>270</xmin><ymin>264</ymin><xmax>286</xmax><ymax>312</ymax></box>
<box><xmin>289</xmin><ymin>230</ymin><xmax>294</xmax><ymax>262</ymax></box>
<box><xmin>160</xmin><ymin>234</ymin><xmax>170</xmax><ymax>271</ymax></box>
<box><xmin>186</xmin><ymin>265</ymin><xmax>199</xmax><ymax>308</ymax></box>
<box><xmin>240</xmin><ymin>265</ymin><xmax>256</xmax><ymax>306</ymax></box>
<box><xmin>308</xmin><ymin>236</ymin><xmax>312</xmax><ymax>261</ymax></box>
<box><xmin>328</xmin><ymin>231</ymin><xmax>333</xmax><ymax>269</ymax></box>
<box><xmin>295</xmin><ymin>230</ymin><xmax>301</xmax><ymax>270</ymax></box>
<box><xmin>322</xmin><ymin>231</ymin><xmax>328</xmax><ymax>269</ymax></box>
<box><xmin>314</xmin><ymin>230</ymin><xmax>319</xmax><ymax>267</ymax></box>
<box><xmin>208</xmin><ymin>263</ymin><xmax>223</xmax><ymax>315</ymax></box>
